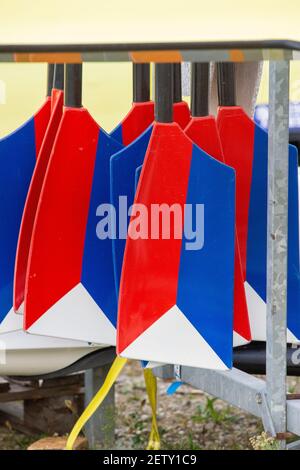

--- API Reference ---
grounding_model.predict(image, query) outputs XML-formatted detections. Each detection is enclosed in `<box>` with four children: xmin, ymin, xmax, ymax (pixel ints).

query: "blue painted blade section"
<box><xmin>135</xmin><ymin>165</ymin><xmax>143</xmax><ymax>192</ymax></box>
<box><xmin>246</xmin><ymin>124</ymin><xmax>300</xmax><ymax>338</ymax></box>
<box><xmin>82</xmin><ymin>129</ymin><xmax>123</xmax><ymax>327</ymax></box>
<box><xmin>110</xmin><ymin>125</ymin><xmax>152</xmax><ymax>296</ymax></box>
<box><xmin>246</xmin><ymin>125</ymin><xmax>268</xmax><ymax>300</ymax></box>
<box><xmin>286</xmin><ymin>146</ymin><xmax>300</xmax><ymax>337</ymax></box>
<box><xmin>177</xmin><ymin>144</ymin><xmax>235</xmax><ymax>368</ymax></box>
<box><xmin>110</xmin><ymin>122</ymin><xmax>123</xmax><ymax>145</ymax></box>
<box><xmin>0</xmin><ymin>117</ymin><xmax>36</xmax><ymax>322</ymax></box>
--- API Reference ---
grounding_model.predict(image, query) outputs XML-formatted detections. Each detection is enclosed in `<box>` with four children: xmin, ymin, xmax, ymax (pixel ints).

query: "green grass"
<box><xmin>192</xmin><ymin>397</ymin><xmax>237</xmax><ymax>425</ymax></box>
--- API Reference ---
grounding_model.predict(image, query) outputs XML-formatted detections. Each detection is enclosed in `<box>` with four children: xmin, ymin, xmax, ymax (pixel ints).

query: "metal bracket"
<box><xmin>255</xmin><ymin>392</ymin><xmax>277</xmax><ymax>437</ymax></box>
<box><xmin>287</xmin><ymin>439</ymin><xmax>300</xmax><ymax>450</ymax></box>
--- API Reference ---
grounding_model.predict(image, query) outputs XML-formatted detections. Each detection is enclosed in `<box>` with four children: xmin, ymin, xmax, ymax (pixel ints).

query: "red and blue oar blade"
<box><xmin>110</xmin><ymin>125</ymin><xmax>153</xmax><ymax>296</ymax></box>
<box><xmin>217</xmin><ymin>106</ymin><xmax>254</xmax><ymax>279</ymax></box>
<box><xmin>24</xmin><ymin>107</ymin><xmax>123</xmax><ymax>345</ymax></box>
<box><xmin>14</xmin><ymin>88</ymin><xmax>64</xmax><ymax>314</ymax></box>
<box><xmin>218</xmin><ymin>106</ymin><xmax>300</xmax><ymax>342</ymax></box>
<box><xmin>185</xmin><ymin>115</ymin><xmax>251</xmax><ymax>346</ymax></box>
<box><xmin>117</xmin><ymin>122</ymin><xmax>235</xmax><ymax>369</ymax></box>
<box><xmin>244</xmin><ymin>123</ymin><xmax>300</xmax><ymax>342</ymax></box>
<box><xmin>0</xmin><ymin>97</ymin><xmax>51</xmax><ymax>334</ymax></box>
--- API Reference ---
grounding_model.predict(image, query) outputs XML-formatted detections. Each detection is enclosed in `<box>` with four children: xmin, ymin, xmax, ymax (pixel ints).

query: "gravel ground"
<box><xmin>114</xmin><ymin>361</ymin><xmax>262</xmax><ymax>450</ymax></box>
<box><xmin>1</xmin><ymin>361</ymin><xmax>299</xmax><ymax>450</ymax></box>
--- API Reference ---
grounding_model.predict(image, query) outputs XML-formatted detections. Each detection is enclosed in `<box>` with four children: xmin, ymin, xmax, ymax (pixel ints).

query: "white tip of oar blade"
<box><xmin>0</xmin><ymin>329</ymin><xmax>99</xmax><ymax>351</ymax></box>
<box><xmin>245</xmin><ymin>282</ymin><xmax>266</xmax><ymax>342</ymax></box>
<box><xmin>143</xmin><ymin>361</ymin><xmax>166</xmax><ymax>369</ymax></box>
<box><xmin>245</xmin><ymin>282</ymin><xmax>300</xmax><ymax>344</ymax></box>
<box><xmin>287</xmin><ymin>329</ymin><xmax>300</xmax><ymax>344</ymax></box>
<box><xmin>27</xmin><ymin>283</ymin><xmax>116</xmax><ymax>346</ymax></box>
<box><xmin>0</xmin><ymin>308</ymin><xmax>22</xmax><ymax>334</ymax></box>
<box><xmin>120</xmin><ymin>305</ymin><xmax>228</xmax><ymax>370</ymax></box>
<box><xmin>233</xmin><ymin>331</ymin><xmax>250</xmax><ymax>347</ymax></box>
<box><xmin>15</xmin><ymin>301</ymin><xmax>24</xmax><ymax>315</ymax></box>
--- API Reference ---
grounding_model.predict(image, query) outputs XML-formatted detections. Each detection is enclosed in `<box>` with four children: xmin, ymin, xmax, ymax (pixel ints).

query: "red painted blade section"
<box><xmin>217</xmin><ymin>107</ymin><xmax>255</xmax><ymax>280</ymax></box>
<box><xmin>173</xmin><ymin>101</ymin><xmax>191</xmax><ymax>129</ymax></box>
<box><xmin>185</xmin><ymin>116</ymin><xmax>251</xmax><ymax>341</ymax></box>
<box><xmin>122</xmin><ymin>102</ymin><xmax>154</xmax><ymax>146</ymax></box>
<box><xmin>34</xmin><ymin>96</ymin><xmax>52</xmax><ymax>157</ymax></box>
<box><xmin>185</xmin><ymin>116</ymin><xmax>224</xmax><ymax>160</ymax></box>
<box><xmin>14</xmin><ymin>89</ymin><xmax>64</xmax><ymax>311</ymax></box>
<box><xmin>24</xmin><ymin>108</ymin><xmax>99</xmax><ymax>329</ymax></box>
<box><xmin>117</xmin><ymin>123</ymin><xmax>193</xmax><ymax>353</ymax></box>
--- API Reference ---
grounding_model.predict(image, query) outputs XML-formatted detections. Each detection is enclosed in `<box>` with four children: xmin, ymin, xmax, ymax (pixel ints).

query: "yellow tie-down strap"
<box><xmin>65</xmin><ymin>357</ymin><xmax>160</xmax><ymax>450</ymax></box>
<box><xmin>143</xmin><ymin>368</ymin><xmax>160</xmax><ymax>450</ymax></box>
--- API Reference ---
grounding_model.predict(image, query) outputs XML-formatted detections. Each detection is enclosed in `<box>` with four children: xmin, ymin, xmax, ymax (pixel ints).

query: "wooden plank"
<box><xmin>41</xmin><ymin>373</ymin><xmax>84</xmax><ymax>389</ymax></box>
<box><xmin>0</xmin><ymin>378</ymin><xmax>10</xmax><ymax>393</ymax></box>
<box><xmin>0</xmin><ymin>383</ymin><xmax>84</xmax><ymax>403</ymax></box>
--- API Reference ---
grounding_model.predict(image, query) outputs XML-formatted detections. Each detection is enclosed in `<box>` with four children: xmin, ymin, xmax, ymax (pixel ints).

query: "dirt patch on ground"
<box><xmin>115</xmin><ymin>361</ymin><xmax>262</xmax><ymax>450</ymax></box>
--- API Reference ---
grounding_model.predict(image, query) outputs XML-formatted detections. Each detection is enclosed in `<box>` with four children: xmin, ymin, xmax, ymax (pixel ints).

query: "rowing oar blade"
<box><xmin>14</xmin><ymin>88</ymin><xmax>64</xmax><ymax>315</ymax></box>
<box><xmin>110</xmin><ymin>102</ymin><xmax>192</xmax><ymax>296</ymax></box>
<box><xmin>185</xmin><ymin>115</ymin><xmax>251</xmax><ymax>346</ymax></box>
<box><xmin>173</xmin><ymin>101</ymin><xmax>191</xmax><ymax>129</ymax></box>
<box><xmin>0</xmin><ymin>96</ymin><xmax>51</xmax><ymax>333</ymax></box>
<box><xmin>110</xmin><ymin>125</ymin><xmax>153</xmax><ymax>296</ymax></box>
<box><xmin>117</xmin><ymin>122</ymin><xmax>235</xmax><ymax>369</ymax></box>
<box><xmin>24</xmin><ymin>106</ymin><xmax>123</xmax><ymax>344</ymax></box>
<box><xmin>110</xmin><ymin>101</ymin><xmax>154</xmax><ymax>146</ymax></box>
<box><xmin>217</xmin><ymin>105</ymin><xmax>300</xmax><ymax>342</ymax></box>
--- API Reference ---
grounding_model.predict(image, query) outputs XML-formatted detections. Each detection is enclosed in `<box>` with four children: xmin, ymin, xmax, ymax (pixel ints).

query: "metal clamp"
<box><xmin>255</xmin><ymin>392</ymin><xmax>276</xmax><ymax>437</ymax></box>
<box><xmin>174</xmin><ymin>364</ymin><xmax>181</xmax><ymax>381</ymax></box>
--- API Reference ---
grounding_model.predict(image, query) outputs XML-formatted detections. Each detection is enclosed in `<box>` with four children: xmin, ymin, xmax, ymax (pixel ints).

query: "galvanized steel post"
<box><xmin>266</xmin><ymin>60</ymin><xmax>290</xmax><ymax>449</ymax></box>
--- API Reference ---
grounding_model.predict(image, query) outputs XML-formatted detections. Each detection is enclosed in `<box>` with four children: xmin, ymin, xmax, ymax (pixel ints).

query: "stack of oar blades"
<box><xmin>23</xmin><ymin>64</ymin><xmax>122</xmax><ymax>345</ymax></box>
<box><xmin>14</xmin><ymin>64</ymin><xmax>65</xmax><ymax>316</ymax></box>
<box><xmin>0</xmin><ymin>64</ymin><xmax>99</xmax><ymax>379</ymax></box>
<box><xmin>0</xmin><ymin>64</ymin><xmax>53</xmax><ymax>334</ymax></box>
<box><xmin>117</xmin><ymin>64</ymin><xmax>235</xmax><ymax>369</ymax></box>
<box><xmin>184</xmin><ymin>63</ymin><xmax>251</xmax><ymax>347</ymax></box>
<box><xmin>216</xmin><ymin>62</ymin><xmax>300</xmax><ymax>343</ymax></box>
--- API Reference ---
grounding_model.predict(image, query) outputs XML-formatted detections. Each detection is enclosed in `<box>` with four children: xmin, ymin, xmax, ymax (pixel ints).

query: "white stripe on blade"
<box><xmin>245</xmin><ymin>281</ymin><xmax>300</xmax><ymax>343</ymax></box>
<box><xmin>121</xmin><ymin>305</ymin><xmax>228</xmax><ymax>370</ymax></box>
<box><xmin>15</xmin><ymin>301</ymin><xmax>24</xmax><ymax>314</ymax></box>
<box><xmin>245</xmin><ymin>282</ymin><xmax>267</xmax><ymax>341</ymax></box>
<box><xmin>27</xmin><ymin>283</ymin><xmax>116</xmax><ymax>345</ymax></box>
<box><xmin>233</xmin><ymin>331</ymin><xmax>249</xmax><ymax>347</ymax></box>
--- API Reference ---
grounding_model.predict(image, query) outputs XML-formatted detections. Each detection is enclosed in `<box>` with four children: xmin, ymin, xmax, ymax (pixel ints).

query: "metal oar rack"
<box><xmin>155</xmin><ymin>57</ymin><xmax>299</xmax><ymax>450</ymax></box>
<box><xmin>2</xmin><ymin>21</ymin><xmax>300</xmax><ymax>447</ymax></box>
